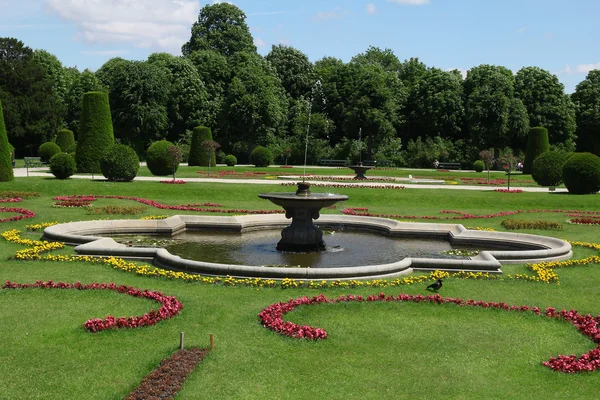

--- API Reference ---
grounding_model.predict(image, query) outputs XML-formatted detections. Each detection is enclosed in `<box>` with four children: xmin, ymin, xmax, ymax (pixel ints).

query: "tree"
<box><xmin>397</xmin><ymin>57</ymin><xmax>428</xmax><ymax>90</ymax></box>
<box><xmin>572</xmin><ymin>70</ymin><xmax>600</xmax><ymax>156</ymax></box>
<box><xmin>523</xmin><ymin>127</ymin><xmax>550</xmax><ymax>174</ymax></box>
<box><xmin>181</xmin><ymin>2</ymin><xmax>255</xmax><ymax>57</ymax></box>
<box><xmin>266</xmin><ymin>45</ymin><xmax>315</xmax><ymax>99</ymax></box>
<box><xmin>479</xmin><ymin>149</ymin><xmax>494</xmax><ymax>183</ymax></box>
<box><xmin>64</xmin><ymin>69</ymin><xmax>107</xmax><ymax>137</ymax></box>
<box><xmin>0</xmin><ymin>98</ymin><xmax>13</xmax><ymax>181</ymax></box>
<box><xmin>75</xmin><ymin>91</ymin><xmax>114</xmax><ymax>173</ymax></box>
<box><xmin>351</xmin><ymin>46</ymin><xmax>402</xmax><ymax>73</ymax></box>
<box><xmin>514</xmin><ymin>66</ymin><xmax>576</xmax><ymax>149</ymax></box>
<box><xmin>32</xmin><ymin>49</ymin><xmax>76</xmax><ymax>106</ymax></box>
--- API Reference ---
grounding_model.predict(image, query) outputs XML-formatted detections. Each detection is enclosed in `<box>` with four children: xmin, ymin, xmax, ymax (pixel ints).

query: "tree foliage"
<box><xmin>75</xmin><ymin>91</ymin><xmax>114</xmax><ymax>173</ymax></box>
<box><xmin>64</xmin><ymin>69</ymin><xmax>107</xmax><ymax>136</ymax></box>
<box><xmin>266</xmin><ymin>45</ymin><xmax>315</xmax><ymax>99</ymax></box>
<box><xmin>572</xmin><ymin>70</ymin><xmax>600</xmax><ymax>156</ymax></box>
<box><xmin>0</xmin><ymin>98</ymin><xmax>13</xmax><ymax>181</ymax></box>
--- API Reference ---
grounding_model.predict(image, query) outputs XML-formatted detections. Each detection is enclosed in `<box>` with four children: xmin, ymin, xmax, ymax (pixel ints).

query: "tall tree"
<box><xmin>64</xmin><ymin>69</ymin><xmax>107</xmax><ymax>137</ymax></box>
<box><xmin>515</xmin><ymin>66</ymin><xmax>576</xmax><ymax>149</ymax></box>
<box><xmin>32</xmin><ymin>49</ymin><xmax>76</xmax><ymax>106</ymax></box>
<box><xmin>181</xmin><ymin>3</ymin><xmax>255</xmax><ymax>57</ymax></box>
<box><xmin>397</xmin><ymin>57</ymin><xmax>428</xmax><ymax>90</ymax></box>
<box><xmin>571</xmin><ymin>70</ymin><xmax>600</xmax><ymax>156</ymax></box>
<box><xmin>351</xmin><ymin>46</ymin><xmax>402</xmax><ymax>73</ymax></box>
<box><xmin>266</xmin><ymin>44</ymin><xmax>315</xmax><ymax>100</ymax></box>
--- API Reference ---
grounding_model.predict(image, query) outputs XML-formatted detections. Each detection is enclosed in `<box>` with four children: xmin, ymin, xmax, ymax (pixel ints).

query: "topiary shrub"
<box><xmin>562</xmin><ymin>152</ymin><xmax>600</xmax><ymax>194</ymax></box>
<box><xmin>38</xmin><ymin>142</ymin><xmax>62</xmax><ymax>163</ymax></box>
<box><xmin>100</xmin><ymin>144</ymin><xmax>140</xmax><ymax>182</ymax></box>
<box><xmin>0</xmin><ymin>99</ymin><xmax>13</xmax><ymax>181</ymax></box>
<box><xmin>146</xmin><ymin>140</ymin><xmax>176</xmax><ymax>176</ymax></box>
<box><xmin>473</xmin><ymin>160</ymin><xmax>484</xmax><ymax>172</ymax></box>
<box><xmin>523</xmin><ymin>127</ymin><xmax>550</xmax><ymax>174</ymax></box>
<box><xmin>188</xmin><ymin>126</ymin><xmax>216</xmax><ymax>167</ymax></box>
<box><xmin>56</xmin><ymin>129</ymin><xmax>76</xmax><ymax>152</ymax></box>
<box><xmin>250</xmin><ymin>146</ymin><xmax>273</xmax><ymax>167</ymax></box>
<box><xmin>76</xmin><ymin>91</ymin><xmax>114</xmax><ymax>173</ymax></box>
<box><xmin>224</xmin><ymin>154</ymin><xmax>237</xmax><ymax>166</ymax></box>
<box><xmin>49</xmin><ymin>153</ymin><xmax>76</xmax><ymax>179</ymax></box>
<box><xmin>532</xmin><ymin>151</ymin><xmax>568</xmax><ymax>187</ymax></box>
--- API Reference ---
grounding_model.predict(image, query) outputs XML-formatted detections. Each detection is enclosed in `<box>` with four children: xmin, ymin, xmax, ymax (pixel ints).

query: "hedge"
<box><xmin>188</xmin><ymin>126</ymin><xmax>216</xmax><ymax>167</ymax></box>
<box><xmin>56</xmin><ymin>129</ymin><xmax>76</xmax><ymax>152</ymax></box>
<box><xmin>0</xmin><ymin>99</ymin><xmax>13</xmax><ymax>182</ymax></box>
<box><xmin>76</xmin><ymin>92</ymin><xmax>114</xmax><ymax>173</ymax></box>
<box><xmin>523</xmin><ymin>127</ymin><xmax>549</xmax><ymax>174</ymax></box>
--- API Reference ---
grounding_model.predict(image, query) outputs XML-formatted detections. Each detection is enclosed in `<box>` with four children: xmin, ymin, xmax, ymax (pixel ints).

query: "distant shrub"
<box><xmin>38</xmin><ymin>142</ymin><xmax>62</xmax><ymax>163</ymax></box>
<box><xmin>100</xmin><ymin>144</ymin><xmax>140</xmax><ymax>182</ymax></box>
<box><xmin>146</xmin><ymin>140</ymin><xmax>175</xmax><ymax>176</ymax></box>
<box><xmin>562</xmin><ymin>152</ymin><xmax>600</xmax><ymax>194</ymax></box>
<box><xmin>473</xmin><ymin>160</ymin><xmax>484</xmax><ymax>172</ymax></box>
<box><xmin>85</xmin><ymin>205</ymin><xmax>146</xmax><ymax>215</ymax></box>
<box><xmin>531</xmin><ymin>151</ymin><xmax>567</xmax><ymax>187</ymax></box>
<box><xmin>188</xmin><ymin>126</ymin><xmax>216</xmax><ymax>166</ymax></box>
<box><xmin>523</xmin><ymin>127</ymin><xmax>550</xmax><ymax>174</ymax></box>
<box><xmin>49</xmin><ymin>153</ymin><xmax>76</xmax><ymax>179</ymax></box>
<box><xmin>56</xmin><ymin>129</ymin><xmax>76</xmax><ymax>152</ymax></box>
<box><xmin>224</xmin><ymin>154</ymin><xmax>237</xmax><ymax>167</ymax></box>
<box><xmin>76</xmin><ymin>91</ymin><xmax>114</xmax><ymax>173</ymax></box>
<box><xmin>250</xmin><ymin>146</ymin><xmax>273</xmax><ymax>167</ymax></box>
<box><xmin>501</xmin><ymin>219</ymin><xmax>563</xmax><ymax>230</ymax></box>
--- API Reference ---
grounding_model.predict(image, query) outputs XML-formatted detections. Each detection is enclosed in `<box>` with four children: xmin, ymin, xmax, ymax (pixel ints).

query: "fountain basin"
<box><xmin>42</xmin><ymin>214</ymin><xmax>573</xmax><ymax>280</ymax></box>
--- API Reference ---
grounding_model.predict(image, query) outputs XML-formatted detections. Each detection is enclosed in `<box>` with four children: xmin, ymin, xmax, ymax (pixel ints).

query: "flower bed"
<box><xmin>0</xmin><ymin>191</ymin><xmax>40</xmax><ymax>199</ymax></box>
<box><xmin>570</xmin><ymin>218</ymin><xmax>600</xmax><ymax>226</ymax></box>
<box><xmin>160</xmin><ymin>179</ymin><xmax>186</xmax><ymax>184</ymax></box>
<box><xmin>2</xmin><ymin>280</ymin><xmax>184</xmax><ymax>333</ymax></box>
<box><xmin>494</xmin><ymin>189</ymin><xmax>523</xmax><ymax>193</ymax></box>
<box><xmin>281</xmin><ymin>182</ymin><xmax>405</xmax><ymax>190</ymax></box>
<box><xmin>0</xmin><ymin>207</ymin><xmax>36</xmax><ymax>223</ymax></box>
<box><xmin>258</xmin><ymin>293</ymin><xmax>600</xmax><ymax>373</ymax></box>
<box><xmin>501</xmin><ymin>219</ymin><xmax>563</xmax><ymax>230</ymax></box>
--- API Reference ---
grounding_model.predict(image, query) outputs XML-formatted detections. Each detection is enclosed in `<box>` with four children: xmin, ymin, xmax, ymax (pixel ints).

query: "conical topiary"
<box><xmin>188</xmin><ymin>126</ymin><xmax>216</xmax><ymax>167</ymax></box>
<box><xmin>75</xmin><ymin>92</ymin><xmax>114</xmax><ymax>173</ymax></box>
<box><xmin>523</xmin><ymin>126</ymin><xmax>550</xmax><ymax>174</ymax></box>
<box><xmin>0</xmin><ymin>99</ymin><xmax>14</xmax><ymax>182</ymax></box>
<box><xmin>56</xmin><ymin>128</ymin><xmax>76</xmax><ymax>152</ymax></box>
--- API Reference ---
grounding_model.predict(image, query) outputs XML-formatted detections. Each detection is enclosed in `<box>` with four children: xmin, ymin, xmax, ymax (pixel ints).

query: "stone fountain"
<box><xmin>347</xmin><ymin>162</ymin><xmax>374</xmax><ymax>180</ymax></box>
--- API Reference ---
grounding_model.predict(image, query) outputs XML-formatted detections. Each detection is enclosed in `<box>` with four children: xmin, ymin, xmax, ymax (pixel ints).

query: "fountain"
<box><xmin>347</xmin><ymin>128</ymin><xmax>374</xmax><ymax>180</ymax></box>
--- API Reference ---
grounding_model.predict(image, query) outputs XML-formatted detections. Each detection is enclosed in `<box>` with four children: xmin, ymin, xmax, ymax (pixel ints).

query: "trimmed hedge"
<box><xmin>224</xmin><ymin>154</ymin><xmax>237</xmax><ymax>166</ymax></box>
<box><xmin>532</xmin><ymin>151</ymin><xmax>567</xmax><ymax>187</ymax></box>
<box><xmin>250</xmin><ymin>146</ymin><xmax>273</xmax><ymax>167</ymax></box>
<box><xmin>100</xmin><ymin>144</ymin><xmax>140</xmax><ymax>182</ymax></box>
<box><xmin>146</xmin><ymin>140</ymin><xmax>176</xmax><ymax>176</ymax></box>
<box><xmin>56</xmin><ymin>129</ymin><xmax>76</xmax><ymax>152</ymax></box>
<box><xmin>523</xmin><ymin>127</ymin><xmax>549</xmax><ymax>174</ymax></box>
<box><xmin>473</xmin><ymin>160</ymin><xmax>484</xmax><ymax>172</ymax></box>
<box><xmin>38</xmin><ymin>142</ymin><xmax>61</xmax><ymax>163</ymax></box>
<box><xmin>562</xmin><ymin>152</ymin><xmax>600</xmax><ymax>194</ymax></box>
<box><xmin>188</xmin><ymin>126</ymin><xmax>216</xmax><ymax>167</ymax></box>
<box><xmin>50</xmin><ymin>153</ymin><xmax>77</xmax><ymax>179</ymax></box>
<box><xmin>76</xmin><ymin>92</ymin><xmax>114</xmax><ymax>173</ymax></box>
<box><xmin>0</xmin><ymin>99</ymin><xmax>13</xmax><ymax>182</ymax></box>
<box><xmin>501</xmin><ymin>219</ymin><xmax>562</xmax><ymax>230</ymax></box>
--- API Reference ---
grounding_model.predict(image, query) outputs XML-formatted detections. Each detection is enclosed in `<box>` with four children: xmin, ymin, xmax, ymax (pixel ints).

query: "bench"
<box><xmin>24</xmin><ymin>157</ymin><xmax>48</xmax><ymax>176</ymax></box>
<box><xmin>437</xmin><ymin>162</ymin><xmax>461</xmax><ymax>170</ymax></box>
<box><xmin>320</xmin><ymin>159</ymin><xmax>348</xmax><ymax>167</ymax></box>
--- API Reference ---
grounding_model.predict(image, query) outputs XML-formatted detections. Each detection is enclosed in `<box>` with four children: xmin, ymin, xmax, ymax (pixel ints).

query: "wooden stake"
<box><xmin>210</xmin><ymin>333</ymin><xmax>214</xmax><ymax>350</ymax></box>
<box><xmin>179</xmin><ymin>332</ymin><xmax>184</xmax><ymax>350</ymax></box>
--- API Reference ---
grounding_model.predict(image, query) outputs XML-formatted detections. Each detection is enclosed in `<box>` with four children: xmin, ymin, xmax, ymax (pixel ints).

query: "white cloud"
<box><xmin>254</xmin><ymin>37</ymin><xmax>267</xmax><ymax>48</ymax></box>
<box><xmin>558</xmin><ymin>64</ymin><xmax>573</xmax><ymax>75</ymax></box>
<box><xmin>576</xmin><ymin>63</ymin><xmax>600</xmax><ymax>74</ymax></box>
<box><xmin>446</xmin><ymin>68</ymin><xmax>467</xmax><ymax>79</ymax></box>
<box><xmin>366</xmin><ymin>3</ymin><xmax>377</xmax><ymax>15</ymax></box>
<box><xmin>313</xmin><ymin>8</ymin><xmax>348</xmax><ymax>21</ymax></box>
<box><xmin>518</xmin><ymin>26</ymin><xmax>527</xmax><ymax>33</ymax></box>
<box><xmin>44</xmin><ymin>0</ymin><xmax>200</xmax><ymax>53</ymax></box>
<box><xmin>387</xmin><ymin>0</ymin><xmax>430</xmax><ymax>5</ymax></box>
<box><xmin>80</xmin><ymin>49</ymin><xmax>129</xmax><ymax>56</ymax></box>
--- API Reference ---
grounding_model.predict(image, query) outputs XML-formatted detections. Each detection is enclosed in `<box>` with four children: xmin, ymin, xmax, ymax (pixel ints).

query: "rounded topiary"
<box><xmin>146</xmin><ymin>140</ymin><xmax>176</xmax><ymax>176</ymax></box>
<box><xmin>523</xmin><ymin>127</ymin><xmax>550</xmax><ymax>174</ymax></box>
<box><xmin>250</xmin><ymin>146</ymin><xmax>273</xmax><ymax>167</ymax></box>
<box><xmin>38</xmin><ymin>142</ymin><xmax>61</xmax><ymax>163</ymax></box>
<box><xmin>224</xmin><ymin>154</ymin><xmax>237</xmax><ymax>166</ymax></box>
<box><xmin>531</xmin><ymin>151</ymin><xmax>568</xmax><ymax>187</ymax></box>
<box><xmin>473</xmin><ymin>160</ymin><xmax>484</xmax><ymax>172</ymax></box>
<box><xmin>100</xmin><ymin>144</ymin><xmax>140</xmax><ymax>182</ymax></box>
<box><xmin>562</xmin><ymin>152</ymin><xmax>600</xmax><ymax>194</ymax></box>
<box><xmin>56</xmin><ymin>129</ymin><xmax>76</xmax><ymax>152</ymax></box>
<box><xmin>0</xmin><ymin>99</ymin><xmax>13</xmax><ymax>181</ymax></box>
<box><xmin>49</xmin><ymin>153</ymin><xmax>76</xmax><ymax>179</ymax></box>
<box><xmin>76</xmin><ymin>91</ymin><xmax>114</xmax><ymax>173</ymax></box>
<box><xmin>188</xmin><ymin>126</ymin><xmax>216</xmax><ymax>167</ymax></box>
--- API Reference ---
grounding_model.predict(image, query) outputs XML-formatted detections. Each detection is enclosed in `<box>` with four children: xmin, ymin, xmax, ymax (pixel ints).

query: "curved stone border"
<box><xmin>43</xmin><ymin>215</ymin><xmax>572</xmax><ymax>280</ymax></box>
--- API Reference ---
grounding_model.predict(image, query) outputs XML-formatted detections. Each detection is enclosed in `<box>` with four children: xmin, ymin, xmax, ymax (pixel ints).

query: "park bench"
<box><xmin>320</xmin><ymin>159</ymin><xmax>348</xmax><ymax>167</ymax></box>
<box><xmin>437</xmin><ymin>162</ymin><xmax>461</xmax><ymax>170</ymax></box>
<box><xmin>24</xmin><ymin>157</ymin><xmax>48</xmax><ymax>176</ymax></box>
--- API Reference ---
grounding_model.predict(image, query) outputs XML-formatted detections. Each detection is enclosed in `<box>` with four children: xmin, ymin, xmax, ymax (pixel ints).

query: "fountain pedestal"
<box><xmin>348</xmin><ymin>163</ymin><xmax>374</xmax><ymax>180</ymax></box>
<box><xmin>259</xmin><ymin>182</ymin><xmax>348</xmax><ymax>252</ymax></box>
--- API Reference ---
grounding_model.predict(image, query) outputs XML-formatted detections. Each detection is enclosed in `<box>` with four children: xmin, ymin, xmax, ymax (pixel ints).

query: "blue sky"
<box><xmin>1</xmin><ymin>0</ymin><xmax>598</xmax><ymax>93</ymax></box>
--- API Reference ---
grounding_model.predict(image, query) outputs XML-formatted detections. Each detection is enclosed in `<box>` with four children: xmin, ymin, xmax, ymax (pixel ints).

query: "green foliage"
<box><xmin>501</xmin><ymin>219</ymin><xmax>563</xmax><ymax>230</ymax></box>
<box><xmin>572</xmin><ymin>70</ymin><xmax>600</xmax><ymax>156</ymax></box>
<box><xmin>473</xmin><ymin>160</ymin><xmax>485</xmax><ymax>172</ymax></box>
<box><xmin>38</xmin><ymin>142</ymin><xmax>61</xmax><ymax>163</ymax></box>
<box><xmin>0</xmin><ymin>99</ymin><xmax>13</xmax><ymax>181</ymax></box>
<box><xmin>531</xmin><ymin>151</ymin><xmax>567</xmax><ymax>187</ymax></box>
<box><xmin>266</xmin><ymin>44</ymin><xmax>315</xmax><ymax>99</ymax></box>
<box><xmin>64</xmin><ymin>69</ymin><xmax>107</xmax><ymax>137</ymax></box>
<box><xmin>75</xmin><ymin>91</ymin><xmax>114</xmax><ymax>173</ymax></box>
<box><xmin>523</xmin><ymin>127</ymin><xmax>550</xmax><ymax>174</ymax></box>
<box><xmin>188</xmin><ymin>126</ymin><xmax>216</xmax><ymax>166</ymax></box>
<box><xmin>402</xmin><ymin>136</ymin><xmax>461</xmax><ymax>168</ymax></box>
<box><xmin>224</xmin><ymin>154</ymin><xmax>237</xmax><ymax>166</ymax></box>
<box><xmin>55</xmin><ymin>129</ymin><xmax>76</xmax><ymax>152</ymax></box>
<box><xmin>100</xmin><ymin>144</ymin><xmax>140</xmax><ymax>182</ymax></box>
<box><xmin>562</xmin><ymin>152</ymin><xmax>600</xmax><ymax>194</ymax></box>
<box><xmin>250</xmin><ymin>146</ymin><xmax>273</xmax><ymax>167</ymax></box>
<box><xmin>49</xmin><ymin>152</ymin><xmax>76</xmax><ymax>179</ymax></box>
<box><xmin>85</xmin><ymin>205</ymin><xmax>146</xmax><ymax>215</ymax></box>
<box><xmin>146</xmin><ymin>140</ymin><xmax>176</xmax><ymax>176</ymax></box>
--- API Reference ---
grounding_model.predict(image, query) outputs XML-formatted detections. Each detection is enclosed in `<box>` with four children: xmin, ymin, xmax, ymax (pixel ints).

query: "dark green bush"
<box><xmin>224</xmin><ymin>154</ymin><xmax>237</xmax><ymax>166</ymax></box>
<box><xmin>501</xmin><ymin>219</ymin><xmax>563</xmax><ymax>230</ymax></box>
<box><xmin>562</xmin><ymin>152</ymin><xmax>600</xmax><ymax>194</ymax></box>
<box><xmin>250</xmin><ymin>146</ymin><xmax>273</xmax><ymax>167</ymax></box>
<box><xmin>523</xmin><ymin>127</ymin><xmax>550</xmax><ymax>174</ymax></box>
<box><xmin>76</xmin><ymin>92</ymin><xmax>114</xmax><ymax>173</ymax></box>
<box><xmin>0</xmin><ymin>99</ymin><xmax>13</xmax><ymax>181</ymax></box>
<box><xmin>100</xmin><ymin>144</ymin><xmax>140</xmax><ymax>182</ymax></box>
<box><xmin>38</xmin><ymin>142</ymin><xmax>61</xmax><ymax>163</ymax></box>
<box><xmin>146</xmin><ymin>140</ymin><xmax>176</xmax><ymax>176</ymax></box>
<box><xmin>473</xmin><ymin>160</ymin><xmax>484</xmax><ymax>172</ymax></box>
<box><xmin>188</xmin><ymin>126</ymin><xmax>216</xmax><ymax>166</ymax></box>
<box><xmin>56</xmin><ymin>129</ymin><xmax>76</xmax><ymax>152</ymax></box>
<box><xmin>49</xmin><ymin>153</ymin><xmax>76</xmax><ymax>179</ymax></box>
<box><xmin>531</xmin><ymin>151</ymin><xmax>567</xmax><ymax>187</ymax></box>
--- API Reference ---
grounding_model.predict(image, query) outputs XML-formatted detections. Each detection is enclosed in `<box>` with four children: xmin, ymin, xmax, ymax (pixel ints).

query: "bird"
<box><xmin>426</xmin><ymin>279</ymin><xmax>443</xmax><ymax>292</ymax></box>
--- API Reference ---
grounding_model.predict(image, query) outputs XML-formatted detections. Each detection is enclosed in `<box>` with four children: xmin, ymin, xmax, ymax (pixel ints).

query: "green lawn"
<box><xmin>0</xmin><ymin>176</ymin><xmax>598</xmax><ymax>399</ymax></box>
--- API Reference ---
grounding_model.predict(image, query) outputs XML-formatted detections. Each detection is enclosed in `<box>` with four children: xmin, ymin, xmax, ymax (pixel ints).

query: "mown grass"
<box><xmin>0</xmin><ymin>175</ymin><xmax>599</xmax><ymax>399</ymax></box>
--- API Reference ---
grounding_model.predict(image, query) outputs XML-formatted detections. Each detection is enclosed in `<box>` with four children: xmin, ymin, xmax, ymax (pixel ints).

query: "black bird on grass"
<box><xmin>426</xmin><ymin>279</ymin><xmax>443</xmax><ymax>292</ymax></box>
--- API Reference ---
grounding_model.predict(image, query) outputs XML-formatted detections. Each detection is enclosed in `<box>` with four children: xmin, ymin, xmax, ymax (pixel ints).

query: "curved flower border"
<box><xmin>0</xmin><ymin>206</ymin><xmax>36</xmax><ymax>223</ymax></box>
<box><xmin>258</xmin><ymin>293</ymin><xmax>600</xmax><ymax>373</ymax></box>
<box><xmin>2</xmin><ymin>280</ymin><xmax>183</xmax><ymax>333</ymax></box>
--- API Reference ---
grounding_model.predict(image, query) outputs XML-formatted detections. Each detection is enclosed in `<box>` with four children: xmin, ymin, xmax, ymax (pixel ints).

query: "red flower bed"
<box><xmin>494</xmin><ymin>189</ymin><xmax>523</xmax><ymax>193</ymax></box>
<box><xmin>2</xmin><ymin>280</ymin><xmax>183</xmax><ymax>333</ymax></box>
<box><xmin>281</xmin><ymin>182</ymin><xmax>405</xmax><ymax>190</ymax></box>
<box><xmin>0</xmin><ymin>207</ymin><xmax>36</xmax><ymax>223</ymax></box>
<box><xmin>160</xmin><ymin>179</ymin><xmax>186</xmax><ymax>184</ymax></box>
<box><xmin>259</xmin><ymin>293</ymin><xmax>600</xmax><ymax>373</ymax></box>
<box><xmin>570</xmin><ymin>218</ymin><xmax>600</xmax><ymax>225</ymax></box>
<box><xmin>0</xmin><ymin>197</ymin><xmax>22</xmax><ymax>203</ymax></box>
